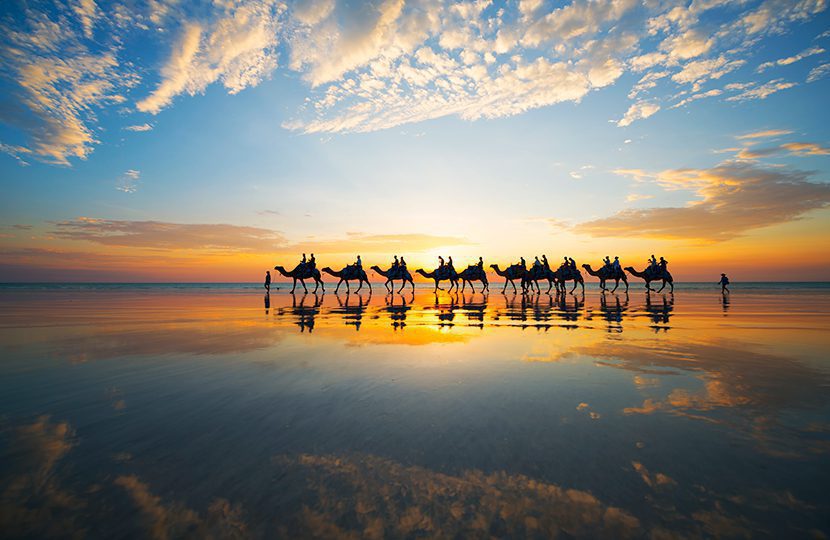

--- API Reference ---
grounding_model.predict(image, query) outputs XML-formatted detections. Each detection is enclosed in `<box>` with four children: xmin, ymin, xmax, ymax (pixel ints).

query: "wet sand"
<box><xmin>1</xmin><ymin>286</ymin><xmax>829</xmax><ymax>537</ymax></box>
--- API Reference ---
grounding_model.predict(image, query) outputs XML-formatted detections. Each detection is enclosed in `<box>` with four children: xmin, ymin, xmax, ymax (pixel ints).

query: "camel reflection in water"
<box><xmin>383</xmin><ymin>292</ymin><xmax>414</xmax><ymax>329</ymax></box>
<box><xmin>271</xmin><ymin>289</ymin><xmax>675</xmax><ymax>333</ymax></box>
<box><xmin>331</xmin><ymin>293</ymin><xmax>370</xmax><ymax>330</ymax></box>
<box><xmin>277</xmin><ymin>292</ymin><xmax>323</xmax><ymax>332</ymax></box>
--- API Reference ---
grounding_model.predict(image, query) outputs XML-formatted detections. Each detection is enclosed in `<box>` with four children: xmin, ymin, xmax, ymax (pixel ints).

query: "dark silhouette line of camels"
<box><xmin>272</xmin><ymin>256</ymin><xmax>673</xmax><ymax>294</ymax></box>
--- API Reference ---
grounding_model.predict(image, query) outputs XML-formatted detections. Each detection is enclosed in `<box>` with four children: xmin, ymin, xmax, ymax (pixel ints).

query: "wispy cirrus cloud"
<box><xmin>724</xmin><ymin>78</ymin><xmax>798</xmax><ymax>101</ymax></box>
<box><xmin>136</xmin><ymin>1</ymin><xmax>284</xmax><ymax>114</ymax></box>
<box><xmin>123</xmin><ymin>123</ymin><xmax>153</xmax><ymax>132</ymax></box>
<box><xmin>52</xmin><ymin>217</ymin><xmax>288</xmax><ymax>252</ymax></box>
<box><xmin>736</xmin><ymin>141</ymin><xmax>830</xmax><ymax>160</ymax></box>
<box><xmin>736</xmin><ymin>129</ymin><xmax>794</xmax><ymax>140</ymax></box>
<box><xmin>807</xmin><ymin>62</ymin><xmax>830</xmax><ymax>82</ymax></box>
<box><xmin>580</xmin><ymin>162</ymin><xmax>830</xmax><ymax>240</ymax></box>
<box><xmin>115</xmin><ymin>169</ymin><xmax>141</xmax><ymax>193</ymax></box>
<box><xmin>757</xmin><ymin>45</ymin><xmax>825</xmax><ymax>72</ymax></box>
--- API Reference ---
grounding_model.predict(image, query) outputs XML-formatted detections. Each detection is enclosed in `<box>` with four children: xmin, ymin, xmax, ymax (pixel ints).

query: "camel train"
<box><xmin>273</xmin><ymin>254</ymin><xmax>673</xmax><ymax>294</ymax></box>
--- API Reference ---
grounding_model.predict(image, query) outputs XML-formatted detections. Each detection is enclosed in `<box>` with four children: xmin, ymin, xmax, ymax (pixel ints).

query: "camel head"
<box><xmin>581</xmin><ymin>263</ymin><xmax>590</xmax><ymax>270</ymax></box>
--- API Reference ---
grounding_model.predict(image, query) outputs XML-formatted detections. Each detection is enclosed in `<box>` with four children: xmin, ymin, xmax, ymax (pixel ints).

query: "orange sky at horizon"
<box><xmin>2</xmin><ymin>208</ymin><xmax>828</xmax><ymax>282</ymax></box>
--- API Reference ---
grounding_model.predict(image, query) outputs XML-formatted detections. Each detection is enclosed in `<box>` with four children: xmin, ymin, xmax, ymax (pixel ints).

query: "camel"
<box><xmin>273</xmin><ymin>263</ymin><xmax>325</xmax><ymax>293</ymax></box>
<box><xmin>457</xmin><ymin>264</ymin><xmax>489</xmax><ymax>292</ymax></box>
<box><xmin>523</xmin><ymin>264</ymin><xmax>556</xmax><ymax>294</ymax></box>
<box><xmin>490</xmin><ymin>264</ymin><xmax>527</xmax><ymax>293</ymax></box>
<box><xmin>416</xmin><ymin>265</ymin><xmax>459</xmax><ymax>291</ymax></box>
<box><xmin>552</xmin><ymin>265</ymin><xmax>585</xmax><ymax>293</ymax></box>
<box><xmin>625</xmin><ymin>265</ymin><xmax>674</xmax><ymax>292</ymax></box>
<box><xmin>322</xmin><ymin>265</ymin><xmax>372</xmax><ymax>294</ymax></box>
<box><xmin>582</xmin><ymin>263</ymin><xmax>628</xmax><ymax>293</ymax></box>
<box><xmin>371</xmin><ymin>265</ymin><xmax>415</xmax><ymax>293</ymax></box>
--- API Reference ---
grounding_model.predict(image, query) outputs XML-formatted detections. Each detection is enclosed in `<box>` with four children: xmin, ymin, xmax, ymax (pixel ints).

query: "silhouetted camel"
<box><xmin>625</xmin><ymin>266</ymin><xmax>674</xmax><ymax>292</ymax></box>
<box><xmin>582</xmin><ymin>264</ymin><xmax>628</xmax><ymax>293</ymax></box>
<box><xmin>322</xmin><ymin>265</ymin><xmax>372</xmax><ymax>294</ymax></box>
<box><xmin>523</xmin><ymin>265</ymin><xmax>556</xmax><ymax>294</ymax></box>
<box><xmin>553</xmin><ymin>266</ymin><xmax>585</xmax><ymax>293</ymax></box>
<box><xmin>458</xmin><ymin>265</ymin><xmax>489</xmax><ymax>292</ymax></box>
<box><xmin>371</xmin><ymin>265</ymin><xmax>415</xmax><ymax>293</ymax></box>
<box><xmin>273</xmin><ymin>264</ymin><xmax>325</xmax><ymax>293</ymax></box>
<box><xmin>416</xmin><ymin>266</ymin><xmax>459</xmax><ymax>291</ymax></box>
<box><xmin>490</xmin><ymin>264</ymin><xmax>527</xmax><ymax>293</ymax></box>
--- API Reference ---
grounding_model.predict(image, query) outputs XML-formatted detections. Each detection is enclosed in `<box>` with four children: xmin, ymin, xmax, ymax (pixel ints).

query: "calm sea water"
<box><xmin>1</xmin><ymin>284</ymin><xmax>828</xmax><ymax>538</ymax></box>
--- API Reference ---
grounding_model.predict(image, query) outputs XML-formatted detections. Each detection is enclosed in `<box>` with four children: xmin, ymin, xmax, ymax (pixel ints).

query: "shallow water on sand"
<box><xmin>1</xmin><ymin>286</ymin><xmax>829</xmax><ymax>538</ymax></box>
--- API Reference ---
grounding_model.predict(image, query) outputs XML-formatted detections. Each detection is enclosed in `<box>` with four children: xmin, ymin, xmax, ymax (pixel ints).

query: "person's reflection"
<box><xmin>384</xmin><ymin>292</ymin><xmax>413</xmax><ymax>329</ymax></box>
<box><xmin>721</xmin><ymin>291</ymin><xmax>730</xmax><ymax>314</ymax></box>
<box><xmin>334</xmin><ymin>292</ymin><xmax>369</xmax><ymax>330</ymax></box>
<box><xmin>264</xmin><ymin>292</ymin><xmax>270</xmax><ymax>314</ymax></box>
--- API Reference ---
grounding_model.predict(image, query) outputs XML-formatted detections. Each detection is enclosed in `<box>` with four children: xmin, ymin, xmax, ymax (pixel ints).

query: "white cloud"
<box><xmin>617</xmin><ymin>101</ymin><xmax>660</xmax><ymax>127</ymax></box>
<box><xmin>671</xmin><ymin>55</ymin><xmax>745</xmax><ymax>86</ymax></box>
<box><xmin>137</xmin><ymin>1</ymin><xmax>284</xmax><ymax>114</ymax></box>
<box><xmin>725</xmin><ymin>79</ymin><xmax>797</xmax><ymax>101</ymax></box>
<box><xmin>123</xmin><ymin>124</ymin><xmax>153</xmax><ymax>132</ymax></box>
<box><xmin>0</xmin><ymin>6</ymin><xmax>135</xmax><ymax>164</ymax></box>
<box><xmin>116</xmin><ymin>169</ymin><xmax>141</xmax><ymax>193</ymax></box>
<box><xmin>807</xmin><ymin>62</ymin><xmax>830</xmax><ymax>82</ymax></box>
<box><xmin>671</xmin><ymin>88</ymin><xmax>722</xmax><ymax>108</ymax></box>
<box><xmin>757</xmin><ymin>46</ymin><xmax>825</xmax><ymax>71</ymax></box>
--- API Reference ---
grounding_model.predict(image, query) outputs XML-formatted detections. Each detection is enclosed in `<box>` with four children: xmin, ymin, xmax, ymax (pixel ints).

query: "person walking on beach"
<box><xmin>719</xmin><ymin>273</ymin><xmax>730</xmax><ymax>293</ymax></box>
<box><xmin>264</xmin><ymin>270</ymin><xmax>271</xmax><ymax>292</ymax></box>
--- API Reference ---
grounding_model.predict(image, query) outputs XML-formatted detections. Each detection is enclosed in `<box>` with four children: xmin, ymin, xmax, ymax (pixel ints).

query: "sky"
<box><xmin>0</xmin><ymin>0</ymin><xmax>829</xmax><ymax>282</ymax></box>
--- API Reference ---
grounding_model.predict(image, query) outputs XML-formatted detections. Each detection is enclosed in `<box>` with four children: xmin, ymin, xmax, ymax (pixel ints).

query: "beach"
<box><xmin>1</xmin><ymin>284</ymin><xmax>829</xmax><ymax>537</ymax></box>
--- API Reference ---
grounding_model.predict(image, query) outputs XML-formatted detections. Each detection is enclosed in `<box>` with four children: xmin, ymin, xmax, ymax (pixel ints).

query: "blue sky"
<box><xmin>1</xmin><ymin>0</ymin><xmax>829</xmax><ymax>280</ymax></box>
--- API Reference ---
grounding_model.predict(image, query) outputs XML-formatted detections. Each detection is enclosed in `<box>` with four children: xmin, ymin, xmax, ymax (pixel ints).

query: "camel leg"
<box><xmin>502</xmin><ymin>282</ymin><xmax>508</xmax><ymax>293</ymax></box>
<box><xmin>291</xmin><ymin>278</ymin><xmax>297</xmax><ymax>293</ymax></box>
<box><xmin>670</xmin><ymin>281</ymin><xmax>674</xmax><ymax>293</ymax></box>
<box><xmin>484</xmin><ymin>278</ymin><xmax>489</xmax><ymax>292</ymax></box>
<box><xmin>657</xmin><ymin>280</ymin><xmax>666</xmax><ymax>293</ymax></box>
<box><xmin>335</xmin><ymin>280</ymin><xmax>342</xmax><ymax>294</ymax></box>
<box><xmin>300</xmin><ymin>279</ymin><xmax>308</xmax><ymax>293</ymax></box>
<box><xmin>610</xmin><ymin>279</ymin><xmax>619</xmax><ymax>293</ymax></box>
<box><xmin>356</xmin><ymin>280</ymin><xmax>363</xmax><ymax>293</ymax></box>
<box><xmin>367</xmin><ymin>280</ymin><xmax>372</xmax><ymax>293</ymax></box>
<box><xmin>511</xmin><ymin>280</ymin><xmax>517</xmax><ymax>294</ymax></box>
<box><xmin>580</xmin><ymin>280</ymin><xmax>585</xmax><ymax>293</ymax></box>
